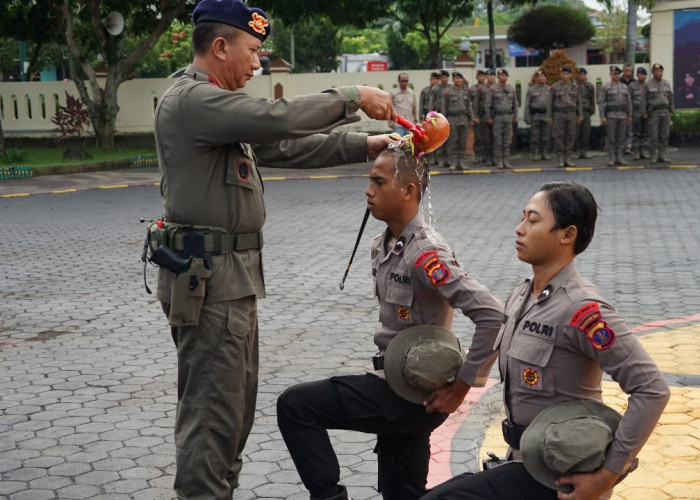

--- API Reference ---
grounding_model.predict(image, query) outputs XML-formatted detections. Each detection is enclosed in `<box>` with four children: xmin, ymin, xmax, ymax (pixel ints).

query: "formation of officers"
<box><xmin>414</xmin><ymin>63</ymin><xmax>674</xmax><ymax>169</ymax></box>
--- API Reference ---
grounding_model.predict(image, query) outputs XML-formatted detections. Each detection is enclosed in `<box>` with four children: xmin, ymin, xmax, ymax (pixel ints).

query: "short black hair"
<box><xmin>192</xmin><ymin>22</ymin><xmax>241</xmax><ymax>55</ymax></box>
<box><xmin>537</xmin><ymin>181</ymin><xmax>599</xmax><ymax>254</ymax></box>
<box><xmin>378</xmin><ymin>146</ymin><xmax>429</xmax><ymax>197</ymax></box>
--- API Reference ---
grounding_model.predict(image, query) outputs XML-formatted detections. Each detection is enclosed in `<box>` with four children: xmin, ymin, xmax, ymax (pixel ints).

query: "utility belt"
<box><xmin>649</xmin><ymin>103</ymin><xmax>670</xmax><ymax>111</ymax></box>
<box><xmin>141</xmin><ymin>219</ymin><xmax>263</xmax><ymax>327</ymax></box>
<box><xmin>553</xmin><ymin>106</ymin><xmax>575</xmax><ymax>113</ymax></box>
<box><xmin>501</xmin><ymin>419</ymin><xmax>528</xmax><ymax>449</ymax></box>
<box><xmin>494</xmin><ymin>109</ymin><xmax>514</xmax><ymax>116</ymax></box>
<box><xmin>529</xmin><ymin>107</ymin><xmax>546</xmax><ymax>114</ymax></box>
<box><xmin>606</xmin><ymin>105</ymin><xmax>626</xmax><ymax>112</ymax></box>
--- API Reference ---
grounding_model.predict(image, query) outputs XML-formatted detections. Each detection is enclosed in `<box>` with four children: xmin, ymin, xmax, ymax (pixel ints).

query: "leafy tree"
<box><xmin>130</xmin><ymin>21</ymin><xmax>193</xmax><ymax>78</ymax></box>
<box><xmin>339</xmin><ymin>28</ymin><xmax>386</xmax><ymax>54</ymax></box>
<box><xmin>508</xmin><ymin>5</ymin><xmax>595</xmax><ymax>56</ymax></box>
<box><xmin>386</xmin><ymin>27</ymin><xmax>425</xmax><ymax>70</ymax></box>
<box><xmin>596</xmin><ymin>7</ymin><xmax>627</xmax><ymax>64</ymax></box>
<box><xmin>270</xmin><ymin>16</ymin><xmax>341</xmax><ymax>73</ymax></box>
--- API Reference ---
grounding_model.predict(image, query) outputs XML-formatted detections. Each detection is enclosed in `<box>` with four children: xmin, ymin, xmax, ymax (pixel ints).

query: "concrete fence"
<box><xmin>0</xmin><ymin>65</ymin><xmax>631</xmax><ymax>138</ymax></box>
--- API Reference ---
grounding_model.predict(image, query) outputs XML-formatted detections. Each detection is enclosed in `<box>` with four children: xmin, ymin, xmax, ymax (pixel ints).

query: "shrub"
<box><xmin>671</xmin><ymin>109</ymin><xmax>700</xmax><ymax>133</ymax></box>
<box><xmin>51</xmin><ymin>92</ymin><xmax>91</xmax><ymax>143</ymax></box>
<box><xmin>538</xmin><ymin>50</ymin><xmax>578</xmax><ymax>85</ymax></box>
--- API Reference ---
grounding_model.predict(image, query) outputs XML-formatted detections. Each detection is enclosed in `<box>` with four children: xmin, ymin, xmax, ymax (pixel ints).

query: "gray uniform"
<box><xmin>443</xmin><ymin>84</ymin><xmax>473</xmax><ymax>169</ymax></box>
<box><xmin>641</xmin><ymin>78</ymin><xmax>674</xmax><ymax>162</ymax></box>
<box><xmin>475</xmin><ymin>83</ymin><xmax>493</xmax><ymax>164</ymax></box>
<box><xmin>485</xmin><ymin>83</ymin><xmax>518</xmax><ymax>168</ymax></box>
<box><xmin>576</xmin><ymin>81</ymin><xmax>595</xmax><ymax>158</ymax></box>
<box><xmin>549</xmin><ymin>81</ymin><xmax>582</xmax><ymax>166</ymax></box>
<box><xmin>419</xmin><ymin>85</ymin><xmax>433</xmax><ymax>119</ymax></box>
<box><xmin>278</xmin><ymin>213</ymin><xmax>504</xmax><ymax>499</ymax></box>
<box><xmin>598</xmin><ymin>81</ymin><xmax>632</xmax><ymax>165</ymax></box>
<box><xmin>628</xmin><ymin>81</ymin><xmax>648</xmax><ymax>159</ymax></box>
<box><xmin>154</xmin><ymin>65</ymin><xmax>370</xmax><ymax>498</ymax></box>
<box><xmin>496</xmin><ymin>262</ymin><xmax>670</xmax><ymax>492</ymax></box>
<box><xmin>524</xmin><ymin>83</ymin><xmax>552</xmax><ymax>160</ymax></box>
<box><xmin>430</xmin><ymin>83</ymin><xmax>451</xmax><ymax>166</ymax></box>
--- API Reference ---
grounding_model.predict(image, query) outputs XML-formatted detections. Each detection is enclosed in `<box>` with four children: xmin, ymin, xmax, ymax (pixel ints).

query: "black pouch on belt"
<box><xmin>169</xmin><ymin>232</ymin><xmax>212</xmax><ymax>327</ymax></box>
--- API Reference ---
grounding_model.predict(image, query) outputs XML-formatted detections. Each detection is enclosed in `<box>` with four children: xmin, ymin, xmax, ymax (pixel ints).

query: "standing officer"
<box><xmin>430</xmin><ymin>69</ymin><xmax>452</xmax><ymax>167</ymax></box>
<box><xmin>628</xmin><ymin>67</ymin><xmax>649</xmax><ymax>160</ymax></box>
<box><xmin>422</xmin><ymin>181</ymin><xmax>670</xmax><ymax>500</ymax></box>
<box><xmin>575</xmin><ymin>67</ymin><xmax>596</xmax><ymax>159</ymax></box>
<box><xmin>389</xmin><ymin>73</ymin><xmax>417</xmax><ymax>136</ymax></box>
<box><xmin>468</xmin><ymin>70</ymin><xmax>486</xmax><ymax>163</ymax></box>
<box><xmin>152</xmin><ymin>1</ymin><xmax>395</xmax><ymax>497</ymax></box>
<box><xmin>524</xmin><ymin>69</ymin><xmax>552</xmax><ymax>161</ymax></box>
<box><xmin>485</xmin><ymin>69</ymin><xmax>518</xmax><ymax>169</ymax></box>
<box><xmin>642</xmin><ymin>63</ymin><xmax>674</xmax><ymax>163</ymax></box>
<box><xmin>277</xmin><ymin>145</ymin><xmax>504</xmax><ymax>500</ymax></box>
<box><xmin>443</xmin><ymin>71</ymin><xmax>473</xmax><ymax>170</ymax></box>
<box><xmin>599</xmin><ymin>65</ymin><xmax>632</xmax><ymax>166</ymax></box>
<box><xmin>549</xmin><ymin>65</ymin><xmax>581</xmax><ymax>167</ymax></box>
<box><xmin>476</xmin><ymin>69</ymin><xmax>497</xmax><ymax>166</ymax></box>
<box><xmin>420</xmin><ymin>72</ymin><xmax>440</xmax><ymax>119</ymax></box>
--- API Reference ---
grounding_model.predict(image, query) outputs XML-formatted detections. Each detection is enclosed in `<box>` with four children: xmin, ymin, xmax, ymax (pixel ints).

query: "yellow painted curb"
<box><xmin>1</xmin><ymin>192</ymin><xmax>30</xmax><ymax>198</ymax></box>
<box><xmin>52</xmin><ymin>189</ymin><xmax>77</xmax><ymax>194</ymax></box>
<box><xmin>98</xmin><ymin>184</ymin><xmax>129</xmax><ymax>189</ymax></box>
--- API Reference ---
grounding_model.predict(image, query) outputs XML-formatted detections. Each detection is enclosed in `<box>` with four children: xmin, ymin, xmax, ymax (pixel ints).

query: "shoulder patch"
<box><xmin>414</xmin><ymin>250</ymin><xmax>450</xmax><ymax>286</ymax></box>
<box><xmin>570</xmin><ymin>303</ymin><xmax>615</xmax><ymax>350</ymax></box>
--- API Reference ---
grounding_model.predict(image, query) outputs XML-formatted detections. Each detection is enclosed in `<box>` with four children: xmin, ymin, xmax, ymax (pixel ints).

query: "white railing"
<box><xmin>0</xmin><ymin>65</ymin><xmax>627</xmax><ymax>137</ymax></box>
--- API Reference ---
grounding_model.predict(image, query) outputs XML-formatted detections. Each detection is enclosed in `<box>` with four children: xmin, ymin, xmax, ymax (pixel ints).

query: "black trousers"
<box><xmin>421</xmin><ymin>462</ymin><xmax>557</xmax><ymax>500</ymax></box>
<box><xmin>277</xmin><ymin>374</ymin><xmax>448</xmax><ymax>500</ymax></box>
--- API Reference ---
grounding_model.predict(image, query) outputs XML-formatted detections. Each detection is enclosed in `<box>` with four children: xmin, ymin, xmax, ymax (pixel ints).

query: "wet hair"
<box><xmin>378</xmin><ymin>146</ymin><xmax>429</xmax><ymax>197</ymax></box>
<box><xmin>537</xmin><ymin>181</ymin><xmax>599</xmax><ymax>254</ymax></box>
<box><xmin>192</xmin><ymin>22</ymin><xmax>241</xmax><ymax>55</ymax></box>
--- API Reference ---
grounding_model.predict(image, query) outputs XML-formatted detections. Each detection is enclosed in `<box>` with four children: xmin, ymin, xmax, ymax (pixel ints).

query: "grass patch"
<box><xmin>1</xmin><ymin>147</ymin><xmax>156</xmax><ymax>169</ymax></box>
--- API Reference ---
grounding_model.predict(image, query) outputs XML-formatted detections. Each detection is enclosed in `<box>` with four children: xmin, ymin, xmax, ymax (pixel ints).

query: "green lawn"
<box><xmin>2</xmin><ymin>147</ymin><xmax>156</xmax><ymax>169</ymax></box>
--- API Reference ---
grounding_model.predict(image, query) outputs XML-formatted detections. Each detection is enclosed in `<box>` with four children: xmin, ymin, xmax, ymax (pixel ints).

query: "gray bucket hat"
<box><xmin>383</xmin><ymin>325</ymin><xmax>466</xmax><ymax>404</ymax></box>
<box><xmin>521</xmin><ymin>400</ymin><xmax>622</xmax><ymax>493</ymax></box>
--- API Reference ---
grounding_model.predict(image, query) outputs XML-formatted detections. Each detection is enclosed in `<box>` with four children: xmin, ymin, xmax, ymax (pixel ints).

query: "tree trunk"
<box><xmin>488</xmin><ymin>0</ymin><xmax>496</xmax><ymax>69</ymax></box>
<box><xmin>626</xmin><ymin>0</ymin><xmax>637</xmax><ymax>64</ymax></box>
<box><xmin>0</xmin><ymin>117</ymin><xmax>6</xmax><ymax>159</ymax></box>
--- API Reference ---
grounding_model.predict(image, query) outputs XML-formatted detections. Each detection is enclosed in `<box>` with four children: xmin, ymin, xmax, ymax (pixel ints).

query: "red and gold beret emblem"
<box><xmin>249</xmin><ymin>12</ymin><xmax>269</xmax><ymax>36</ymax></box>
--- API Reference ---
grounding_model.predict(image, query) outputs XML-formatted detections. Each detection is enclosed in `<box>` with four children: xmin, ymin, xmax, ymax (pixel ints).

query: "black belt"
<box><xmin>502</xmin><ymin>419</ymin><xmax>528</xmax><ymax>449</ymax></box>
<box><xmin>650</xmin><ymin>104</ymin><xmax>670</xmax><ymax>111</ymax></box>
<box><xmin>151</xmin><ymin>228</ymin><xmax>263</xmax><ymax>254</ymax></box>
<box><xmin>495</xmin><ymin>110</ymin><xmax>514</xmax><ymax>115</ymax></box>
<box><xmin>606</xmin><ymin>106</ymin><xmax>626</xmax><ymax>112</ymax></box>
<box><xmin>554</xmin><ymin>106</ymin><xmax>575</xmax><ymax>112</ymax></box>
<box><xmin>529</xmin><ymin>107</ymin><xmax>546</xmax><ymax>114</ymax></box>
<box><xmin>372</xmin><ymin>353</ymin><xmax>384</xmax><ymax>370</ymax></box>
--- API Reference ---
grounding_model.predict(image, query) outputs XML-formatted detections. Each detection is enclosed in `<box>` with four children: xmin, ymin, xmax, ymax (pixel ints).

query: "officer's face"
<box><xmin>221</xmin><ymin>31</ymin><xmax>261</xmax><ymax>91</ymax></box>
<box><xmin>487</xmin><ymin>74</ymin><xmax>495</xmax><ymax>84</ymax></box>
<box><xmin>498</xmin><ymin>73</ymin><xmax>508</xmax><ymax>84</ymax></box>
<box><xmin>365</xmin><ymin>155</ymin><xmax>407</xmax><ymax>223</ymax></box>
<box><xmin>652</xmin><ymin>68</ymin><xmax>663</xmax><ymax>80</ymax></box>
<box><xmin>515</xmin><ymin>191</ymin><xmax>564</xmax><ymax>266</ymax></box>
<box><xmin>611</xmin><ymin>71</ymin><xmax>621</xmax><ymax>83</ymax></box>
<box><xmin>560</xmin><ymin>71</ymin><xmax>571</xmax><ymax>82</ymax></box>
<box><xmin>637</xmin><ymin>72</ymin><xmax>647</xmax><ymax>84</ymax></box>
<box><xmin>430</xmin><ymin>77</ymin><xmax>439</xmax><ymax>86</ymax></box>
<box><xmin>453</xmin><ymin>75</ymin><xmax>464</xmax><ymax>87</ymax></box>
<box><xmin>537</xmin><ymin>73</ymin><xmax>547</xmax><ymax>85</ymax></box>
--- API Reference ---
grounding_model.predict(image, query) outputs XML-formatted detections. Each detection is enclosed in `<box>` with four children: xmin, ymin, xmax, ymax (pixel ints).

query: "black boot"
<box><xmin>311</xmin><ymin>484</ymin><xmax>349</xmax><ymax>500</ymax></box>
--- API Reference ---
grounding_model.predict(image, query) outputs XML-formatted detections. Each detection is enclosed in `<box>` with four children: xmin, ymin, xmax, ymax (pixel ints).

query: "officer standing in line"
<box><xmin>485</xmin><ymin>69</ymin><xmax>518</xmax><ymax>169</ymax></box>
<box><xmin>575</xmin><ymin>67</ymin><xmax>596</xmax><ymax>159</ymax></box>
<box><xmin>152</xmin><ymin>1</ymin><xmax>395</xmax><ymax>497</ymax></box>
<box><xmin>420</xmin><ymin>72</ymin><xmax>440</xmax><ymax>119</ymax></box>
<box><xmin>443</xmin><ymin>71</ymin><xmax>473</xmax><ymax>170</ymax></box>
<box><xmin>628</xmin><ymin>67</ymin><xmax>649</xmax><ymax>160</ymax></box>
<box><xmin>549</xmin><ymin>65</ymin><xmax>582</xmax><ymax>167</ymax></box>
<box><xmin>430</xmin><ymin>69</ymin><xmax>452</xmax><ymax>167</ymax></box>
<box><xmin>277</xmin><ymin>145</ymin><xmax>504</xmax><ymax>500</ymax></box>
<box><xmin>468</xmin><ymin>70</ymin><xmax>486</xmax><ymax>163</ymax></box>
<box><xmin>523</xmin><ymin>69</ymin><xmax>552</xmax><ymax>162</ymax></box>
<box><xmin>599</xmin><ymin>65</ymin><xmax>632</xmax><ymax>166</ymax></box>
<box><xmin>620</xmin><ymin>63</ymin><xmax>636</xmax><ymax>155</ymax></box>
<box><xmin>422</xmin><ymin>181</ymin><xmax>670</xmax><ymax>499</ymax></box>
<box><xmin>477</xmin><ymin>69</ymin><xmax>497</xmax><ymax>166</ymax></box>
<box><xmin>642</xmin><ymin>63</ymin><xmax>674</xmax><ymax>163</ymax></box>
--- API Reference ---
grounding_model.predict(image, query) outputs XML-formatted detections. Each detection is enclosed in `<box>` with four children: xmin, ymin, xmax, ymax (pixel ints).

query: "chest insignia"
<box><xmin>415</xmin><ymin>250</ymin><xmax>450</xmax><ymax>286</ymax></box>
<box><xmin>397</xmin><ymin>306</ymin><xmax>411</xmax><ymax>322</ymax></box>
<box><xmin>237</xmin><ymin>161</ymin><xmax>250</xmax><ymax>182</ymax></box>
<box><xmin>570</xmin><ymin>302</ymin><xmax>616</xmax><ymax>350</ymax></box>
<box><xmin>522</xmin><ymin>367</ymin><xmax>540</xmax><ymax>387</ymax></box>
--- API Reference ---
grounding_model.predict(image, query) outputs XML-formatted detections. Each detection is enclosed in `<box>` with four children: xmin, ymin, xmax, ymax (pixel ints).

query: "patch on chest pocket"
<box><xmin>396</xmin><ymin>306</ymin><xmax>411</xmax><ymax>322</ymax></box>
<box><xmin>519</xmin><ymin>364</ymin><xmax>542</xmax><ymax>390</ymax></box>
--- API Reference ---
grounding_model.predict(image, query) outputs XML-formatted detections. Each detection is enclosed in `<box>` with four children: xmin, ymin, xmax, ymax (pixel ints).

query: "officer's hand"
<box><xmin>525</xmin><ymin>119</ymin><xmax>531</xmax><ymax>125</ymax></box>
<box><xmin>366</xmin><ymin>134</ymin><xmax>396</xmax><ymax>159</ymax></box>
<box><xmin>357</xmin><ymin>86</ymin><xmax>395</xmax><ymax>121</ymax></box>
<box><xmin>423</xmin><ymin>378</ymin><xmax>471</xmax><ymax>414</ymax></box>
<box><xmin>627</xmin><ymin>116</ymin><xmax>633</xmax><ymax>123</ymax></box>
<box><xmin>601</xmin><ymin>117</ymin><xmax>607</xmax><ymax>125</ymax></box>
<box><xmin>577</xmin><ymin>118</ymin><xmax>583</xmax><ymax>124</ymax></box>
<box><xmin>473</xmin><ymin>118</ymin><xmax>480</xmax><ymax>124</ymax></box>
<box><xmin>486</xmin><ymin>118</ymin><xmax>494</xmax><ymax>125</ymax></box>
<box><xmin>555</xmin><ymin>466</ymin><xmax>619</xmax><ymax>500</ymax></box>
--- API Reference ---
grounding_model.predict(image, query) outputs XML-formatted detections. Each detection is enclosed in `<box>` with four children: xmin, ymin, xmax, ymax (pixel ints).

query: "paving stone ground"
<box><xmin>1</xmin><ymin>165</ymin><xmax>699</xmax><ymax>499</ymax></box>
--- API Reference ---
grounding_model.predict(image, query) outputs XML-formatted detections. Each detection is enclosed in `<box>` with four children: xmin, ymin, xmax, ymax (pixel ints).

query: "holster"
<box><xmin>169</xmin><ymin>257</ymin><xmax>211</xmax><ymax>326</ymax></box>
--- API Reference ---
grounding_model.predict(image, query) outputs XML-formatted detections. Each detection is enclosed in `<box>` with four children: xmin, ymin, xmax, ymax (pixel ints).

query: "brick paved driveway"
<box><xmin>1</xmin><ymin>168</ymin><xmax>699</xmax><ymax>499</ymax></box>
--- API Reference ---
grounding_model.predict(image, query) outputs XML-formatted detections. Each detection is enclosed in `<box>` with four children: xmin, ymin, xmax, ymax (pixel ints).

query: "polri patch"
<box><xmin>414</xmin><ymin>250</ymin><xmax>450</xmax><ymax>286</ymax></box>
<box><xmin>570</xmin><ymin>302</ymin><xmax>615</xmax><ymax>350</ymax></box>
<box><xmin>520</xmin><ymin>366</ymin><xmax>541</xmax><ymax>390</ymax></box>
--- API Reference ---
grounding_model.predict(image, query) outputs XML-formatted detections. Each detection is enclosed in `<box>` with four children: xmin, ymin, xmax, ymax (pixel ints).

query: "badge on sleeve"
<box><xmin>569</xmin><ymin>302</ymin><xmax>615</xmax><ymax>351</ymax></box>
<box><xmin>414</xmin><ymin>250</ymin><xmax>450</xmax><ymax>286</ymax></box>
